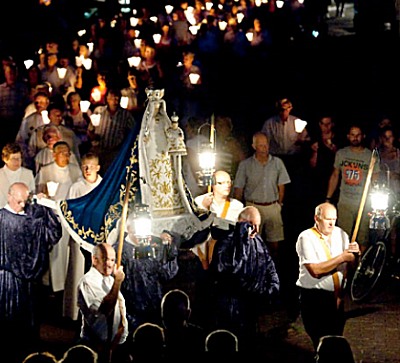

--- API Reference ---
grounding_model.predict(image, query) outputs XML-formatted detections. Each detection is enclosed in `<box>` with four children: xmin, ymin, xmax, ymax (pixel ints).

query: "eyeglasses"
<box><xmin>9</xmin><ymin>193</ymin><xmax>28</xmax><ymax>206</ymax></box>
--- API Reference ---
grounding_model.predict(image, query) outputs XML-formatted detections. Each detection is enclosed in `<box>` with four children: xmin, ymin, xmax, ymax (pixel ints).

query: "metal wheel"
<box><xmin>350</xmin><ymin>241</ymin><xmax>387</xmax><ymax>302</ymax></box>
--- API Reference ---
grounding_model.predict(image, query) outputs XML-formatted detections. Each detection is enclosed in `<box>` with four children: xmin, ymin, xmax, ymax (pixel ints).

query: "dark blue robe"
<box><xmin>210</xmin><ymin>221</ymin><xmax>280</xmax><ymax>350</ymax></box>
<box><xmin>113</xmin><ymin>235</ymin><xmax>179</xmax><ymax>331</ymax></box>
<box><xmin>0</xmin><ymin>202</ymin><xmax>62</xmax><ymax>348</ymax></box>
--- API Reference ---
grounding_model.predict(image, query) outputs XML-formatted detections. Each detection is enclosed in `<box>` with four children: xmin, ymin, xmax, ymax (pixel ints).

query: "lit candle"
<box><xmin>294</xmin><ymin>119</ymin><xmax>307</xmax><ymax>133</ymax></box>
<box><xmin>153</xmin><ymin>33</ymin><xmax>162</xmax><ymax>44</ymax></box>
<box><xmin>218</xmin><ymin>21</ymin><xmax>228</xmax><ymax>31</ymax></box>
<box><xmin>80</xmin><ymin>100</ymin><xmax>91</xmax><ymax>113</ymax></box>
<box><xmin>46</xmin><ymin>181</ymin><xmax>59</xmax><ymax>198</ymax></box>
<box><xmin>87</xmin><ymin>42</ymin><xmax>94</xmax><ymax>54</ymax></box>
<box><xmin>276</xmin><ymin>0</ymin><xmax>285</xmax><ymax>8</ymax></box>
<box><xmin>82</xmin><ymin>58</ymin><xmax>92</xmax><ymax>70</ymax></box>
<box><xmin>75</xmin><ymin>56</ymin><xmax>83</xmax><ymax>67</ymax></box>
<box><xmin>24</xmin><ymin>59</ymin><xmax>34</xmax><ymax>69</ymax></box>
<box><xmin>246</xmin><ymin>32</ymin><xmax>254</xmax><ymax>42</ymax></box>
<box><xmin>189</xmin><ymin>73</ymin><xmax>200</xmax><ymax>84</ymax></box>
<box><xmin>165</xmin><ymin>5</ymin><xmax>174</xmax><ymax>14</ymax></box>
<box><xmin>91</xmin><ymin>89</ymin><xmax>102</xmax><ymax>102</ymax></box>
<box><xmin>41</xmin><ymin>110</ymin><xmax>50</xmax><ymax>124</ymax></box>
<box><xmin>130</xmin><ymin>17</ymin><xmax>139</xmax><ymax>27</ymax></box>
<box><xmin>90</xmin><ymin>114</ymin><xmax>101</xmax><ymax>126</ymax></box>
<box><xmin>189</xmin><ymin>25</ymin><xmax>199</xmax><ymax>35</ymax></box>
<box><xmin>120</xmin><ymin>96</ymin><xmax>129</xmax><ymax>109</ymax></box>
<box><xmin>57</xmin><ymin>67</ymin><xmax>67</xmax><ymax>79</ymax></box>
<box><xmin>127</xmin><ymin>56</ymin><xmax>141</xmax><ymax>68</ymax></box>
<box><xmin>237</xmin><ymin>12</ymin><xmax>245</xmax><ymax>23</ymax></box>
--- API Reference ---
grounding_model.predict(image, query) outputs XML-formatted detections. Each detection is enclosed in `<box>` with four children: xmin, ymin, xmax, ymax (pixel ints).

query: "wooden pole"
<box><xmin>117</xmin><ymin>179</ymin><xmax>131</xmax><ymax>267</ymax></box>
<box><xmin>208</xmin><ymin>114</ymin><xmax>215</xmax><ymax>194</ymax></box>
<box><xmin>210</xmin><ymin>113</ymin><xmax>215</xmax><ymax>149</ymax></box>
<box><xmin>351</xmin><ymin>150</ymin><xmax>378</xmax><ymax>243</ymax></box>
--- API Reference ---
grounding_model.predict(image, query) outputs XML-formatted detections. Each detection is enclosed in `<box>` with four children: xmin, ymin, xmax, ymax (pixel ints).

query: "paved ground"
<box><xmin>34</xmin><ymin>265</ymin><xmax>400</xmax><ymax>363</ymax></box>
<box><xmin>258</xmin><ymin>272</ymin><xmax>400</xmax><ymax>363</ymax></box>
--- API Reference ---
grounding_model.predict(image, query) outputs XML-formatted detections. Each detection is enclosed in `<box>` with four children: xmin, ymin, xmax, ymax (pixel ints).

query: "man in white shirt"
<box><xmin>296</xmin><ymin>202</ymin><xmax>360</xmax><ymax>350</ymax></box>
<box><xmin>193</xmin><ymin>170</ymin><xmax>243</xmax><ymax>269</ymax></box>
<box><xmin>189</xmin><ymin>170</ymin><xmax>243</xmax><ymax>330</ymax></box>
<box><xmin>77</xmin><ymin>242</ymin><xmax>128</xmax><ymax>363</ymax></box>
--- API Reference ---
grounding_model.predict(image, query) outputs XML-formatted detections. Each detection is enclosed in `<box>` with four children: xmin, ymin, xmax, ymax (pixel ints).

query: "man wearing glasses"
<box><xmin>191</xmin><ymin>169</ymin><xmax>244</xmax><ymax>270</ymax></box>
<box><xmin>189</xmin><ymin>170</ymin><xmax>243</xmax><ymax>329</ymax></box>
<box><xmin>35</xmin><ymin>140</ymin><xmax>82</xmax><ymax>308</ymax></box>
<box><xmin>0</xmin><ymin>182</ymin><xmax>62</xmax><ymax>362</ymax></box>
<box><xmin>194</xmin><ymin>170</ymin><xmax>244</xmax><ymax>227</ymax></box>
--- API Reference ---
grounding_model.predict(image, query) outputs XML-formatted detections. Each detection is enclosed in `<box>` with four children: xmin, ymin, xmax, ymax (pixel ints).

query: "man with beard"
<box><xmin>326</xmin><ymin>125</ymin><xmax>380</xmax><ymax>253</ymax></box>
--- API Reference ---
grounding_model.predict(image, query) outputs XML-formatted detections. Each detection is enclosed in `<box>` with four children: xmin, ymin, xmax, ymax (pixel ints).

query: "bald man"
<box><xmin>210</xmin><ymin>205</ymin><xmax>280</xmax><ymax>352</ymax></box>
<box><xmin>296</xmin><ymin>202</ymin><xmax>360</xmax><ymax>350</ymax></box>
<box><xmin>192</xmin><ymin>170</ymin><xmax>244</xmax><ymax>268</ymax></box>
<box><xmin>195</xmin><ymin>170</ymin><xmax>244</xmax><ymax>224</ymax></box>
<box><xmin>77</xmin><ymin>242</ymin><xmax>128</xmax><ymax>362</ymax></box>
<box><xmin>0</xmin><ymin>182</ymin><xmax>62</xmax><ymax>361</ymax></box>
<box><xmin>234</xmin><ymin>131</ymin><xmax>290</xmax><ymax>265</ymax></box>
<box><xmin>190</xmin><ymin>170</ymin><xmax>244</xmax><ymax>329</ymax></box>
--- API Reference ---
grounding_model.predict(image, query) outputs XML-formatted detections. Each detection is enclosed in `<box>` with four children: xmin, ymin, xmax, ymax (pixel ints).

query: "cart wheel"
<box><xmin>350</xmin><ymin>241</ymin><xmax>387</xmax><ymax>302</ymax></box>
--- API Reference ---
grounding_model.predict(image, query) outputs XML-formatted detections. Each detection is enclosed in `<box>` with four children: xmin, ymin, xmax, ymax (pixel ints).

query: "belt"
<box><xmin>247</xmin><ymin>200</ymin><xmax>278</xmax><ymax>206</ymax></box>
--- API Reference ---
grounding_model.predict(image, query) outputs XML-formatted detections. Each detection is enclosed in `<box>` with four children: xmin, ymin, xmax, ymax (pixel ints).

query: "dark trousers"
<box><xmin>299</xmin><ymin>287</ymin><xmax>345</xmax><ymax>350</ymax></box>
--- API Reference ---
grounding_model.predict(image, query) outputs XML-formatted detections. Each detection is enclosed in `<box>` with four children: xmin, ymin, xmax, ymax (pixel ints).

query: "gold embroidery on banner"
<box><xmin>60</xmin><ymin>139</ymin><xmax>139</xmax><ymax>244</ymax></box>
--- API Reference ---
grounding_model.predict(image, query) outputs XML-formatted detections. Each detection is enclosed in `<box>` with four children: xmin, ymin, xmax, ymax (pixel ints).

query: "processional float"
<box><xmin>57</xmin><ymin>89</ymin><xmax>213</xmax><ymax>253</ymax></box>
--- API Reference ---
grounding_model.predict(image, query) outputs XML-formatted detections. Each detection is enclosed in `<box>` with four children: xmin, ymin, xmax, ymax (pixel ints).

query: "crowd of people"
<box><xmin>0</xmin><ymin>1</ymin><xmax>399</xmax><ymax>363</ymax></box>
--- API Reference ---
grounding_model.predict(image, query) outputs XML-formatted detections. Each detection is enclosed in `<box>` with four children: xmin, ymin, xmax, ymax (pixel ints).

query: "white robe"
<box><xmin>63</xmin><ymin>175</ymin><xmax>102</xmax><ymax>320</ymax></box>
<box><xmin>35</xmin><ymin>162</ymin><xmax>82</xmax><ymax>292</ymax></box>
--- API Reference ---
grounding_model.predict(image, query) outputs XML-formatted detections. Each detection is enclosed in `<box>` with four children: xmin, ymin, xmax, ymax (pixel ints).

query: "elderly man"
<box><xmin>0</xmin><ymin>182</ymin><xmax>62</xmax><ymax>362</ymax></box>
<box><xmin>210</xmin><ymin>206</ymin><xmax>280</xmax><ymax>354</ymax></box>
<box><xmin>77</xmin><ymin>242</ymin><xmax>128</xmax><ymax>363</ymax></box>
<box><xmin>296</xmin><ymin>202</ymin><xmax>360</xmax><ymax>350</ymax></box>
<box><xmin>193</xmin><ymin>170</ymin><xmax>244</xmax><ymax>269</ymax></box>
<box><xmin>234</xmin><ymin>131</ymin><xmax>290</xmax><ymax>265</ymax></box>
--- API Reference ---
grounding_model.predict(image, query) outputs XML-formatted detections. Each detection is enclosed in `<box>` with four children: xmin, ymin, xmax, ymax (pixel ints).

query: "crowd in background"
<box><xmin>0</xmin><ymin>0</ymin><xmax>400</xmax><ymax>362</ymax></box>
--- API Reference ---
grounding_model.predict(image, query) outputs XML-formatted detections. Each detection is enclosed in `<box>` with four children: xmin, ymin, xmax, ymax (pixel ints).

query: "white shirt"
<box><xmin>192</xmin><ymin>194</ymin><xmax>244</xmax><ymax>258</ymax></box>
<box><xmin>35</xmin><ymin>162</ymin><xmax>82</xmax><ymax>200</ymax></box>
<box><xmin>296</xmin><ymin>226</ymin><xmax>349</xmax><ymax>291</ymax></box>
<box><xmin>78</xmin><ymin>267</ymin><xmax>128</xmax><ymax>344</ymax></box>
<box><xmin>67</xmin><ymin>175</ymin><xmax>103</xmax><ymax>199</ymax></box>
<box><xmin>194</xmin><ymin>193</ymin><xmax>244</xmax><ymax>223</ymax></box>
